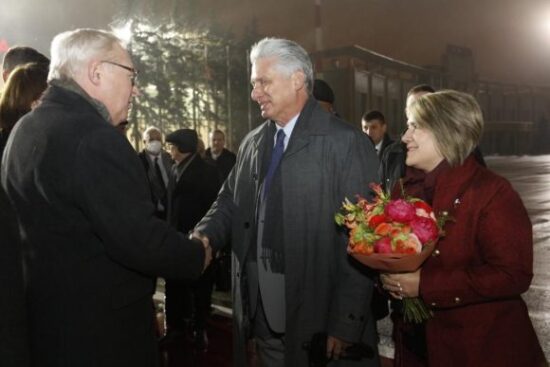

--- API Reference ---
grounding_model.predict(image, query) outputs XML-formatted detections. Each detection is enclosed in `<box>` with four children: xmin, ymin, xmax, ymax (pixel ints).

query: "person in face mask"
<box><xmin>138</xmin><ymin>126</ymin><xmax>173</xmax><ymax>219</ymax></box>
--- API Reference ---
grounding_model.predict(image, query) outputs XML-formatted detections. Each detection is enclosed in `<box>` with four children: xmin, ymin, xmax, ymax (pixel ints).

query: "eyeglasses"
<box><xmin>101</xmin><ymin>60</ymin><xmax>138</xmax><ymax>86</ymax></box>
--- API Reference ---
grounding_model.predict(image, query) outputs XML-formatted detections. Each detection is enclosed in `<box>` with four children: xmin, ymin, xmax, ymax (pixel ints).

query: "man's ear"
<box><xmin>88</xmin><ymin>60</ymin><xmax>103</xmax><ymax>86</ymax></box>
<box><xmin>291</xmin><ymin>70</ymin><xmax>306</xmax><ymax>91</ymax></box>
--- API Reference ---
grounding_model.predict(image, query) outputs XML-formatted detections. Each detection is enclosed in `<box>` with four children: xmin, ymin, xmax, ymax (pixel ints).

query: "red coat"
<box><xmin>403</xmin><ymin>156</ymin><xmax>546</xmax><ymax>366</ymax></box>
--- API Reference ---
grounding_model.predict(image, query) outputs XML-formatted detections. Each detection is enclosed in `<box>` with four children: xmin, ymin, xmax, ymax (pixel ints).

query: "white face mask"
<box><xmin>146</xmin><ymin>140</ymin><xmax>162</xmax><ymax>155</ymax></box>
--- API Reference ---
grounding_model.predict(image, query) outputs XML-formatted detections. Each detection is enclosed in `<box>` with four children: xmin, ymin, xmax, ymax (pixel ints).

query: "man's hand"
<box><xmin>190</xmin><ymin>231</ymin><xmax>212</xmax><ymax>272</ymax></box>
<box><xmin>326</xmin><ymin>335</ymin><xmax>352</xmax><ymax>360</ymax></box>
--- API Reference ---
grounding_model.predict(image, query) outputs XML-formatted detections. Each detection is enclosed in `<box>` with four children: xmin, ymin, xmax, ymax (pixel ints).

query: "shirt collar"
<box><xmin>274</xmin><ymin>113</ymin><xmax>299</xmax><ymax>150</ymax></box>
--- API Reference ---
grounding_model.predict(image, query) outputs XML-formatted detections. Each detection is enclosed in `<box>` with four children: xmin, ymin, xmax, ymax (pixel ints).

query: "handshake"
<box><xmin>190</xmin><ymin>231</ymin><xmax>213</xmax><ymax>272</ymax></box>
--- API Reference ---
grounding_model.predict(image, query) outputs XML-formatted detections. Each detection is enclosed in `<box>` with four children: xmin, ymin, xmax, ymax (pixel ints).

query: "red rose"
<box><xmin>368</xmin><ymin>214</ymin><xmax>387</xmax><ymax>229</ymax></box>
<box><xmin>374</xmin><ymin>237</ymin><xmax>393</xmax><ymax>253</ymax></box>
<box><xmin>384</xmin><ymin>199</ymin><xmax>416</xmax><ymax>223</ymax></box>
<box><xmin>410</xmin><ymin>216</ymin><xmax>439</xmax><ymax>244</ymax></box>
<box><xmin>413</xmin><ymin>200</ymin><xmax>433</xmax><ymax>214</ymax></box>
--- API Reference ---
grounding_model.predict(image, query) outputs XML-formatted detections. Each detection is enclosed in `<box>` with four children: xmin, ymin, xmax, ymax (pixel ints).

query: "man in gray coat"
<box><xmin>1</xmin><ymin>29</ymin><xmax>211</xmax><ymax>367</ymax></box>
<box><xmin>195</xmin><ymin>38</ymin><xmax>380</xmax><ymax>366</ymax></box>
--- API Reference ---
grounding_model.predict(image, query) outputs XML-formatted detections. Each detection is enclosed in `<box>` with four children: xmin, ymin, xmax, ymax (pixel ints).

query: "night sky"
<box><xmin>2</xmin><ymin>0</ymin><xmax>550</xmax><ymax>86</ymax></box>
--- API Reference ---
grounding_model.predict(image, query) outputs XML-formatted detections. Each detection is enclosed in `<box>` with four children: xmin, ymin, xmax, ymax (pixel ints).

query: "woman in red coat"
<box><xmin>380</xmin><ymin>90</ymin><xmax>547</xmax><ymax>366</ymax></box>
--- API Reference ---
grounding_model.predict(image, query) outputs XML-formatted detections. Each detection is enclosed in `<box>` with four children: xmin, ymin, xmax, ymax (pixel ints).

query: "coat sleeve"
<box><xmin>74</xmin><ymin>128</ymin><xmax>205</xmax><ymax>280</ymax></box>
<box><xmin>419</xmin><ymin>182</ymin><xmax>534</xmax><ymax>309</ymax></box>
<box><xmin>194</xmin><ymin>145</ymin><xmax>241</xmax><ymax>252</ymax></box>
<box><xmin>328</xmin><ymin>129</ymin><xmax>380</xmax><ymax>342</ymax></box>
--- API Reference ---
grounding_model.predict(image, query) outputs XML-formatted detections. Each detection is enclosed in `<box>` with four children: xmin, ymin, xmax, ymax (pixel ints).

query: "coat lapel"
<box><xmin>284</xmin><ymin>97</ymin><xmax>327</xmax><ymax>159</ymax></box>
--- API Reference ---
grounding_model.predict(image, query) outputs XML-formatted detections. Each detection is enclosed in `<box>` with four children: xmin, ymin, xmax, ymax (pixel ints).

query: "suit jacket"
<box><xmin>400</xmin><ymin>156</ymin><xmax>545</xmax><ymax>366</ymax></box>
<box><xmin>1</xmin><ymin>84</ymin><xmax>206</xmax><ymax>367</ymax></box>
<box><xmin>0</xmin><ymin>186</ymin><xmax>29</xmax><ymax>366</ymax></box>
<box><xmin>377</xmin><ymin>133</ymin><xmax>393</xmax><ymax>158</ymax></box>
<box><xmin>196</xmin><ymin>97</ymin><xmax>381</xmax><ymax>366</ymax></box>
<box><xmin>204</xmin><ymin>147</ymin><xmax>236</xmax><ymax>180</ymax></box>
<box><xmin>138</xmin><ymin>149</ymin><xmax>172</xmax><ymax>217</ymax></box>
<box><xmin>168</xmin><ymin>154</ymin><xmax>221</xmax><ymax>233</ymax></box>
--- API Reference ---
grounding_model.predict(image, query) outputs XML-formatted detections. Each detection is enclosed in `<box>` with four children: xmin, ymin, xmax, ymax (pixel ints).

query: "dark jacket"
<box><xmin>204</xmin><ymin>147</ymin><xmax>236</xmax><ymax>180</ymax></box>
<box><xmin>138</xmin><ymin>150</ymin><xmax>172</xmax><ymax>218</ymax></box>
<box><xmin>0</xmin><ymin>186</ymin><xmax>29</xmax><ymax>366</ymax></box>
<box><xmin>397</xmin><ymin>156</ymin><xmax>546</xmax><ymax>367</ymax></box>
<box><xmin>168</xmin><ymin>154</ymin><xmax>221</xmax><ymax>233</ymax></box>
<box><xmin>377</xmin><ymin>133</ymin><xmax>393</xmax><ymax>158</ymax></box>
<box><xmin>1</xmin><ymin>84</ymin><xmax>205</xmax><ymax>367</ymax></box>
<box><xmin>196</xmin><ymin>97</ymin><xmax>381</xmax><ymax>366</ymax></box>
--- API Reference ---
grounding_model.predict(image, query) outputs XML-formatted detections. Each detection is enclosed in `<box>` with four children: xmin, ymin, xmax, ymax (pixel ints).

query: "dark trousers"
<box><xmin>165</xmin><ymin>263</ymin><xmax>215</xmax><ymax>331</ymax></box>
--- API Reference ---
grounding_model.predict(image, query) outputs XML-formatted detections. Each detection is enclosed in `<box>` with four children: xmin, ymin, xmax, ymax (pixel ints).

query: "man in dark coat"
<box><xmin>163</xmin><ymin>129</ymin><xmax>221</xmax><ymax>348</ymax></box>
<box><xmin>361</xmin><ymin>110</ymin><xmax>393</xmax><ymax>158</ymax></box>
<box><xmin>195</xmin><ymin>38</ymin><xmax>380</xmax><ymax>367</ymax></box>
<box><xmin>1</xmin><ymin>28</ymin><xmax>210</xmax><ymax>367</ymax></box>
<box><xmin>0</xmin><ymin>186</ymin><xmax>29</xmax><ymax>366</ymax></box>
<box><xmin>138</xmin><ymin>126</ymin><xmax>173</xmax><ymax>219</ymax></box>
<box><xmin>204</xmin><ymin>129</ymin><xmax>236</xmax><ymax>181</ymax></box>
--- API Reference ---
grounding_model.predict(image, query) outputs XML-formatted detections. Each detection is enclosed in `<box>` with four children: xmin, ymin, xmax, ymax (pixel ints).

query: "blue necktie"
<box><xmin>263</xmin><ymin>129</ymin><xmax>286</xmax><ymax>198</ymax></box>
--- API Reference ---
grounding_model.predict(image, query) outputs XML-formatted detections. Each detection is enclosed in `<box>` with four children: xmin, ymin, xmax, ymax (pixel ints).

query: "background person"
<box><xmin>361</xmin><ymin>110</ymin><xmax>393</xmax><ymax>157</ymax></box>
<box><xmin>138</xmin><ymin>126</ymin><xmax>172</xmax><ymax>220</ymax></box>
<box><xmin>1</xmin><ymin>45</ymin><xmax>49</xmax><ymax>82</ymax></box>
<box><xmin>204</xmin><ymin>129</ymin><xmax>236</xmax><ymax>181</ymax></box>
<box><xmin>163</xmin><ymin>128</ymin><xmax>221</xmax><ymax>350</ymax></box>
<box><xmin>380</xmin><ymin>90</ymin><xmax>546</xmax><ymax>367</ymax></box>
<box><xmin>0</xmin><ymin>62</ymin><xmax>48</xmax><ymax>156</ymax></box>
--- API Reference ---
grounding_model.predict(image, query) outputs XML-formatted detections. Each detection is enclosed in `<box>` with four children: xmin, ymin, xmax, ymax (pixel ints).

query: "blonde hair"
<box><xmin>0</xmin><ymin>62</ymin><xmax>48</xmax><ymax>131</ymax></box>
<box><xmin>408</xmin><ymin>90</ymin><xmax>483</xmax><ymax>166</ymax></box>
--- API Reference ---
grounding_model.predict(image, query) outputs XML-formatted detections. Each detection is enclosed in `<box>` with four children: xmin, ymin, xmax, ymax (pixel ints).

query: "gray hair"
<box><xmin>142</xmin><ymin>126</ymin><xmax>161</xmax><ymax>141</ymax></box>
<box><xmin>48</xmin><ymin>28</ymin><xmax>124</xmax><ymax>82</ymax></box>
<box><xmin>250</xmin><ymin>37</ymin><xmax>314</xmax><ymax>93</ymax></box>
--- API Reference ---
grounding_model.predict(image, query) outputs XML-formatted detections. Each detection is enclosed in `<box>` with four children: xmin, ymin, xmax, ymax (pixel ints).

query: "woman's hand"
<box><xmin>380</xmin><ymin>269</ymin><xmax>421</xmax><ymax>299</ymax></box>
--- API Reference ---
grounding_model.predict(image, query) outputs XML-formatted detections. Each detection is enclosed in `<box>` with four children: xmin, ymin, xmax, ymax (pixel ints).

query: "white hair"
<box><xmin>48</xmin><ymin>28</ymin><xmax>124</xmax><ymax>82</ymax></box>
<box><xmin>250</xmin><ymin>37</ymin><xmax>314</xmax><ymax>92</ymax></box>
<box><xmin>142</xmin><ymin>126</ymin><xmax>162</xmax><ymax>141</ymax></box>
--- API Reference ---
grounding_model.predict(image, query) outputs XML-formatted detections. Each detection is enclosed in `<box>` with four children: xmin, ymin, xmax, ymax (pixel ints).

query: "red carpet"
<box><xmin>159</xmin><ymin>313</ymin><xmax>233</xmax><ymax>367</ymax></box>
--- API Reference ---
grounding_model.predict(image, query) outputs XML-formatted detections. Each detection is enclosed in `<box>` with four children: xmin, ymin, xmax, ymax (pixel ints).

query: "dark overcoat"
<box><xmin>0</xmin><ymin>186</ymin><xmax>29</xmax><ymax>366</ymax></box>
<box><xmin>197</xmin><ymin>98</ymin><xmax>381</xmax><ymax>366</ymax></box>
<box><xmin>168</xmin><ymin>154</ymin><xmax>221</xmax><ymax>232</ymax></box>
<box><xmin>398</xmin><ymin>156</ymin><xmax>546</xmax><ymax>366</ymax></box>
<box><xmin>1</xmin><ymin>84</ymin><xmax>205</xmax><ymax>367</ymax></box>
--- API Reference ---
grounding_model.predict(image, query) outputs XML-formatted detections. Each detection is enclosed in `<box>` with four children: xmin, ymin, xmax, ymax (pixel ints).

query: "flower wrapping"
<box><xmin>335</xmin><ymin>183</ymin><xmax>450</xmax><ymax>323</ymax></box>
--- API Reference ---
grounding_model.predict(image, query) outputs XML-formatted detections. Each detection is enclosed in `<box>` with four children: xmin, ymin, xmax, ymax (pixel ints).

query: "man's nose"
<box><xmin>132</xmin><ymin>85</ymin><xmax>141</xmax><ymax>97</ymax></box>
<box><xmin>251</xmin><ymin>87</ymin><xmax>260</xmax><ymax>101</ymax></box>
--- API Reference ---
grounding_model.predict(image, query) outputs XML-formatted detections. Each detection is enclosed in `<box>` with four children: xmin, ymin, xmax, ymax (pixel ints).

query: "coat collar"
<box><xmin>431</xmin><ymin>155</ymin><xmax>483</xmax><ymax>214</ymax></box>
<box><xmin>250</xmin><ymin>96</ymin><xmax>329</xmax><ymax>156</ymax></box>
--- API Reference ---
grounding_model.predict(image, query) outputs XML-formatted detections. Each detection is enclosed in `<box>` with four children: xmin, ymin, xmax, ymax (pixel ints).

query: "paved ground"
<box><xmin>378</xmin><ymin>155</ymin><xmax>550</xmax><ymax>361</ymax></box>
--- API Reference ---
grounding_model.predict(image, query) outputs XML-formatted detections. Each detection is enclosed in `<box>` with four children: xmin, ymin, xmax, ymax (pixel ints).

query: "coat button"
<box><xmin>432</xmin><ymin>249</ymin><xmax>440</xmax><ymax>257</ymax></box>
<box><xmin>454</xmin><ymin>297</ymin><xmax>461</xmax><ymax>304</ymax></box>
<box><xmin>244</xmin><ymin>222</ymin><xmax>250</xmax><ymax>229</ymax></box>
<box><xmin>431</xmin><ymin>302</ymin><xmax>437</xmax><ymax>307</ymax></box>
<box><xmin>347</xmin><ymin>314</ymin><xmax>356</xmax><ymax>321</ymax></box>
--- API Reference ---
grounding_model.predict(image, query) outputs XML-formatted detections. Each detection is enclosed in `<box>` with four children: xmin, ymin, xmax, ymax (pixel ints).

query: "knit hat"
<box><xmin>313</xmin><ymin>79</ymin><xmax>335</xmax><ymax>104</ymax></box>
<box><xmin>166</xmin><ymin>129</ymin><xmax>198</xmax><ymax>153</ymax></box>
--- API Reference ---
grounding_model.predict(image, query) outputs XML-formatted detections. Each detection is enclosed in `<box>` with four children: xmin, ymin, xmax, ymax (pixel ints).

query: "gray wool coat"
<box><xmin>196</xmin><ymin>97</ymin><xmax>381</xmax><ymax>366</ymax></box>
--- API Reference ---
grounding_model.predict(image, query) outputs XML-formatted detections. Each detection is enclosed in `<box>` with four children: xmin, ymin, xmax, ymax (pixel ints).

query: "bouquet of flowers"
<box><xmin>335</xmin><ymin>183</ymin><xmax>449</xmax><ymax>323</ymax></box>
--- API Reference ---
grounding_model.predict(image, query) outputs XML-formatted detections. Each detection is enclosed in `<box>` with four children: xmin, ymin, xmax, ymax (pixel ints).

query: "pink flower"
<box><xmin>410</xmin><ymin>217</ymin><xmax>439</xmax><ymax>244</ymax></box>
<box><xmin>374</xmin><ymin>237</ymin><xmax>393</xmax><ymax>253</ymax></box>
<box><xmin>384</xmin><ymin>199</ymin><xmax>416</xmax><ymax>223</ymax></box>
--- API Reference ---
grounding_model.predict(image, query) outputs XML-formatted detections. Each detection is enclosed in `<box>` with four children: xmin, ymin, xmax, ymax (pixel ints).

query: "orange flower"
<box><xmin>374</xmin><ymin>222</ymin><xmax>392</xmax><ymax>236</ymax></box>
